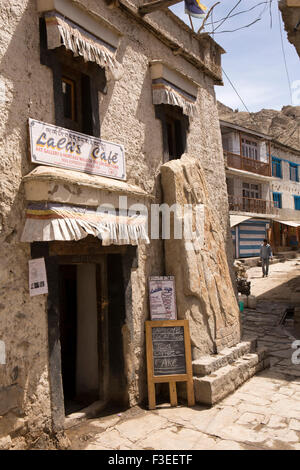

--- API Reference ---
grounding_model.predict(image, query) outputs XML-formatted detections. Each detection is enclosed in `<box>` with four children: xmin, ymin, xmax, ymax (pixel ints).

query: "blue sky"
<box><xmin>169</xmin><ymin>0</ymin><xmax>300</xmax><ymax>112</ymax></box>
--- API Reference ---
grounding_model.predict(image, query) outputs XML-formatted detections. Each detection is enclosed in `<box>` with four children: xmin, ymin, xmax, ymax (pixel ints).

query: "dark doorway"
<box><xmin>58</xmin><ymin>263</ymin><xmax>99</xmax><ymax>414</ymax></box>
<box><xmin>107</xmin><ymin>254</ymin><xmax>128</xmax><ymax>407</ymax></box>
<box><xmin>59</xmin><ymin>264</ymin><xmax>77</xmax><ymax>410</ymax></box>
<box><xmin>57</xmin><ymin>252</ymin><xmax>128</xmax><ymax>416</ymax></box>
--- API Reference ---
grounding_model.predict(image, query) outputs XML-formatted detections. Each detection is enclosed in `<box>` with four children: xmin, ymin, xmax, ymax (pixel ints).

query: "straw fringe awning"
<box><xmin>21</xmin><ymin>203</ymin><xmax>149</xmax><ymax>246</ymax></box>
<box><xmin>152</xmin><ymin>81</ymin><xmax>197</xmax><ymax>118</ymax></box>
<box><xmin>152</xmin><ymin>87</ymin><xmax>196</xmax><ymax>118</ymax></box>
<box><xmin>45</xmin><ymin>12</ymin><xmax>123</xmax><ymax>80</ymax></box>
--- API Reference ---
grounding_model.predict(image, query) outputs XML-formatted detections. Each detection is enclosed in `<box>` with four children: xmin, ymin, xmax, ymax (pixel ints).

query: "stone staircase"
<box><xmin>192</xmin><ymin>338</ymin><xmax>270</xmax><ymax>406</ymax></box>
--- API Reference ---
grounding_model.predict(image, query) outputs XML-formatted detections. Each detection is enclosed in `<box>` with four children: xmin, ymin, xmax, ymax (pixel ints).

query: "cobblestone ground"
<box><xmin>66</xmin><ymin>260</ymin><xmax>300</xmax><ymax>450</ymax></box>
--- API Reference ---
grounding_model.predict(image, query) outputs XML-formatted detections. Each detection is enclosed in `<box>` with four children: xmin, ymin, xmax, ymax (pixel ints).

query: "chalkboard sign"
<box><xmin>152</xmin><ymin>326</ymin><xmax>186</xmax><ymax>376</ymax></box>
<box><xmin>145</xmin><ymin>320</ymin><xmax>195</xmax><ymax>410</ymax></box>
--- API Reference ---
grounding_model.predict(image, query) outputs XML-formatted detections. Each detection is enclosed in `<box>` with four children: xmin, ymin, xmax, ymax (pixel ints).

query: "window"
<box><xmin>56</xmin><ymin>51</ymin><xmax>102</xmax><ymax>135</ymax></box>
<box><xmin>40</xmin><ymin>21</ymin><xmax>106</xmax><ymax>138</ymax></box>
<box><xmin>242</xmin><ymin>138</ymin><xmax>258</xmax><ymax>160</ymax></box>
<box><xmin>273</xmin><ymin>192</ymin><xmax>282</xmax><ymax>209</ymax></box>
<box><xmin>242</xmin><ymin>182</ymin><xmax>260</xmax><ymax>199</ymax></box>
<box><xmin>272</xmin><ymin>157</ymin><xmax>282</xmax><ymax>178</ymax></box>
<box><xmin>59</xmin><ymin>65</ymin><xmax>92</xmax><ymax>134</ymax></box>
<box><xmin>62</xmin><ymin>77</ymin><xmax>76</xmax><ymax>121</ymax></box>
<box><xmin>155</xmin><ymin>105</ymin><xmax>189</xmax><ymax>162</ymax></box>
<box><xmin>290</xmin><ymin>163</ymin><xmax>299</xmax><ymax>182</ymax></box>
<box><xmin>166</xmin><ymin>115</ymin><xmax>184</xmax><ymax>159</ymax></box>
<box><xmin>294</xmin><ymin>196</ymin><xmax>300</xmax><ymax>211</ymax></box>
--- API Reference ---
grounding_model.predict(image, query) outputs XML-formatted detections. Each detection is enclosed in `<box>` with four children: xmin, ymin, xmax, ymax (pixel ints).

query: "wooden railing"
<box><xmin>224</xmin><ymin>151</ymin><xmax>271</xmax><ymax>177</ymax></box>
<box><xmin>228</xmin><ymin>195</ymin><xmax>277</xmax><ymax>215</ymax></box>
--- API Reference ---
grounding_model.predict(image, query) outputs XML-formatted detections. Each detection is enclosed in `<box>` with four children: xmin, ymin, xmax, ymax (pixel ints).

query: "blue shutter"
<box><xmin>294</xmin><ymin>196</ymin><xmax>300</xmax><ymax>211</ymax></box>
<box><xmin>273</xmin><ymin>192</ymin><xmax>282</xmax><ymax>209</ymax></box>
<box><xmin>290</xmin><ymin>163</ymin><xmax>299</xmax><ymax>182</ymax></box>
<box><xmin>272</xmin><ymin>157</ymin><xmax>282</xmax><ymax>178</ymax></box>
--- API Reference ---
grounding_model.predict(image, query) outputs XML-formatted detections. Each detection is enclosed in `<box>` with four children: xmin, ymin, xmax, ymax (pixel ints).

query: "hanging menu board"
<box><xmin>145</xmin><ymin>320</ymin><xmax>195</xmax><ymax>410</ymax></box>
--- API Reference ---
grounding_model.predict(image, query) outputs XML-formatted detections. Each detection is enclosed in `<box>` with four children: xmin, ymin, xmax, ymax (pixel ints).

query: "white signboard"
<box><xmin>29</xmin><ymin>258</ymin><xmax>48</xmax><ymax>297</ymax></box>
<box><xmin>149</xmin><ymin>276</ymin><xmax>177</xmax><ymax>321</ymax></box>
<box><xmin>29</xmin><ymin>118</ymin><xmax>126</xmax><ymax>181</ymax></box>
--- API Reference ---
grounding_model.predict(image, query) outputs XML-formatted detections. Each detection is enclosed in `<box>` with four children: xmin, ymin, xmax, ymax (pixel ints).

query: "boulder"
<box><xmin>161</xmin><ymin>155</ymin><xmax>241</xmax><ymax>358</ymax></box>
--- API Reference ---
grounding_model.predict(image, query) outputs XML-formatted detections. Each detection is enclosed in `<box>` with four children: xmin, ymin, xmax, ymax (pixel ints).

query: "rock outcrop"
<box><xmin>161</xmin><ymin>154</ymin><xmax>241</xmax><ymax>358</ymax></box>
<box><xmin>218</xmin><ymin>102</ymin><xmax>300</xmax><ymax>151</ymax></box>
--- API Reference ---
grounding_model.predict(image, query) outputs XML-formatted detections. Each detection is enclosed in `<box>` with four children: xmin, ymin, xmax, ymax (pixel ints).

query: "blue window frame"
<box><xmin>294</xmin><ymin>196</ymin><xmax>300</xmax><ymax>211</ymax></box>
<box><xmin>290</xmin><ymin>163</ymin><xmax>299</xmax><ymax>182</ymax></box>
<box><xmin>272</xmin><ymin>157</ymin><xmax>282</xmax><ymax>178</ymax></box>
<box><xmin>273</xmin><ymin>192</ymin><xmax>282</xmax><ymax>209</ymax></box>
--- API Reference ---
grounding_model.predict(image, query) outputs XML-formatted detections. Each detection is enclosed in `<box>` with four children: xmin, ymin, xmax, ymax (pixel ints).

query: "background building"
<box><xmin>221</xmin><ymin>120</ymin><xmax>300</xmax><ymax>258</ymax></box>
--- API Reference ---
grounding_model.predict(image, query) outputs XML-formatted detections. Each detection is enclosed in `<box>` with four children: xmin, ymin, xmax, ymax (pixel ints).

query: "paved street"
<box><xmin>66</xmin><ymin>259</ymin><xmax>300</xmax><ymax>450</ymax></box>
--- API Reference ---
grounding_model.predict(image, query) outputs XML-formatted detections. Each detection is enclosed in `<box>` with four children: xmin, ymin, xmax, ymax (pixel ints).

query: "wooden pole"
<box><xmin>268</xmin><ymin>141</ymin><xmax>272</xmax><ymax>176</ymax></box>
<box><xmin>188</xmin><ymin>13</ymin><xmax>195</xmax><ymax>32</ymax></box>
<box><xmin>198</xmin><ymin>2</ymin><xmax>220</xmax><ymax>34</ymax></box>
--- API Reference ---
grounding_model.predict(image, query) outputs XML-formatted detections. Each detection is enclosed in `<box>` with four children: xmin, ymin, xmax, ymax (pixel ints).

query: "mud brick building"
<box><xmin>0</xmin><ymin>0</ymin><xmax>243</xmax><ymax>448</ymax></box>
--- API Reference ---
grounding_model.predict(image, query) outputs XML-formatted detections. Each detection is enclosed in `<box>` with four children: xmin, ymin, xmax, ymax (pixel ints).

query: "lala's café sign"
<box><xmin>29</xmin><ymin>118</ymin><xmax>126</xmax><ymax>181</ymax></box>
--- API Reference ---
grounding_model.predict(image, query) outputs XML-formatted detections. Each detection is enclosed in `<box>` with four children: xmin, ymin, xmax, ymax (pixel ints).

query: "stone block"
<box><xmin>193</xmin><ymin>339</ymin><xmax>258</xmax><ymax>377</ymax></box>
<box><xmin>194</xmin><ymin>350</ymin><xmax>269</xmax><ymax>406</ymax></box>
<box><xmin>0</xmin><ymin>384</ymin><xmax>22</xmax><ymax>416</ymax></box>
<box><xmin>0</xmin><ymin>413</ymin><xmax>26</xmax><ymax>438</ymax></box>
<box><xmin>0</xmin><ymin>435</ymin><xmax>12</xmax><ymax>450</ymax></box>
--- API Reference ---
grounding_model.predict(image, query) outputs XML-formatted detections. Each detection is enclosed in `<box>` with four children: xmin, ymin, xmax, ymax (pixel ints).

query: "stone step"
<box><xmin>192</xmin><ymin>338</ymin><xmax>257</xmax><ymax>377</ymax></box>
<box><xmin>194</xmin><ymin>349</ymin><xmax>270</xmax><ymax>406</ymax></box>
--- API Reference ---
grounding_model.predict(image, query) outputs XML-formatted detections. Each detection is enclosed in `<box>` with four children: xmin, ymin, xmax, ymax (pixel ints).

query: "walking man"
<box><xmin>260</xmin><ymin>239</ymin><xmax>273</xmax><ymax>278</ymax></box>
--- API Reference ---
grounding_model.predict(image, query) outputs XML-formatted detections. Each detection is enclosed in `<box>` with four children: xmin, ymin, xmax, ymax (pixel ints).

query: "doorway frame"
<box><xmin>30</xmin><ymin>240</ymin><xmax>135</xmax><ymax>432</ymax></box>
<box><xmin>57</xmin><ymin>255</ymin><xmax>109</xmax><ymax>407</ymax></box>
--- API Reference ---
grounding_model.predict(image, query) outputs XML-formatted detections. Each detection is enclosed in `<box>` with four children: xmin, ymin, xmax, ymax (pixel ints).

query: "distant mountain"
<box><xmin>217</xmin><ymin>102</ymin><xmax>300</xmax><ymax>151</ymax></box>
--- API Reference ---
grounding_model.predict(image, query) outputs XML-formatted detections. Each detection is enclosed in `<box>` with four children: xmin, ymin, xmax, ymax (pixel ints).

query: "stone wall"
<box><xmin>0</xmin><ymin>0</ymin><xmax>234</xmax><ymax>447</ymax></box>
<box><xmin>279</xmin><ymin>0</ymin><xmax>300</xmax><ymax>58</ymax></box>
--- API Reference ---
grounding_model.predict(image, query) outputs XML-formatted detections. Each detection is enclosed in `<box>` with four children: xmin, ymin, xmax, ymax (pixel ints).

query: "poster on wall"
<box><xmin>28</xmin><ymin>258</ymin><xmax>48</xmax><ymax>297</ymax></box>
<box><xmin>28</xmin><ymin>118</ymin><xmax>126</xmax><ymax>181</ymax></box>
<box><xmin>149</xmin><ymin>276</ymin><xmax>177</xmax><ymax>321</ymax></box>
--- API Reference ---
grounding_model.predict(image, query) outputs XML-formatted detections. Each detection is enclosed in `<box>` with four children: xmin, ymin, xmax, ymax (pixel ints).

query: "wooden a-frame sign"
<box><xmin>145</xmin><ymin>319</ymin><xmax>195</xmax><ymax>409</ymax></box>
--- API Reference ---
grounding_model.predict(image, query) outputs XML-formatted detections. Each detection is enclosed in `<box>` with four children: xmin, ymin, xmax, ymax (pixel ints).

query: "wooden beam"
<box><xmin>139</xmin><ymin>0</ymin><xmax>182</xmax><ymax>16</ymax></box>
<box><xmin>286</xmin><ymin>0</ymin><xmax>300</xmax><ymax>7</ymax></box>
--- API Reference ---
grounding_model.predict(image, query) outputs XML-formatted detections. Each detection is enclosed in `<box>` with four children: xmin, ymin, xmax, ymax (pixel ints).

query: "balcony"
<box><xmin>224</xmin><ymin>151</ymin><xmax>271</xmax><ymax>177</ymax></box>
<box><xmin>228</xmin><ymin>195</ymin><xmax>277</xmax><ymax>215</ymax></box>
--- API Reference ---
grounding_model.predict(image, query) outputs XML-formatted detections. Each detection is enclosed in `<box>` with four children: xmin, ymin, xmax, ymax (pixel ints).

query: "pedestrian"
<box><xmin>260</xmin><ymin>239</ymin><xmax>273</xmax><ymax>278</ymax></box>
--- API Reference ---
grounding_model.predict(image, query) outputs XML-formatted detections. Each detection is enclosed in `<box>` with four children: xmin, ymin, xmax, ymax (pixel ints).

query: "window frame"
<box><xmin>39</xmin><ymin>17</ymin><xmax>106</xmax><ymax>138</ymax></box>
<box><xmin>294</xmin><ymin>195</ymin><xmax>300</xmax><ymax>211</ymax></box>
<box><xmin>155</xmin><ymin>104</ymin><xmax>189</xmax><ymax>162</ymax></box>
<box><xmin>289</xmin><ymin>163</ymin><xmax>299</xmax><ymax>183</ymax></box>
<box><xmin>62</xmin><ymin>76</ymin><xmax>77</xmax><ymax>123</ymax></box>
<box><xmin>241</xmin><ymin>137</ymin><xmax>259</xmax><ymax>160</ymax></box>
<box><xmin>272</xmin><ymin>157</ymin><xmax>282</xmax><ymax>178</ymax></box>
<box><xmin>273</xmin><ymin>192</ymin><xmax>282</xmax><ymax>209</ymax></box>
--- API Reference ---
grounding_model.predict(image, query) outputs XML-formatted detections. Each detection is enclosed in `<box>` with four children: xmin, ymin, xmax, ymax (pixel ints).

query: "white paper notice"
<box><xmin>29</xmin><ymin>258</ymin><xmax>48</xmax><ymax>297</ymax></box>
<box><xmin>149</xmin><ymin>276</ymin><xmax>177</xmax><ymax>321</ymax></box>
<box><xmin>0</xmin><ymin>340</ymin><xmax>5</xmax><ymax>365</ymax></box>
